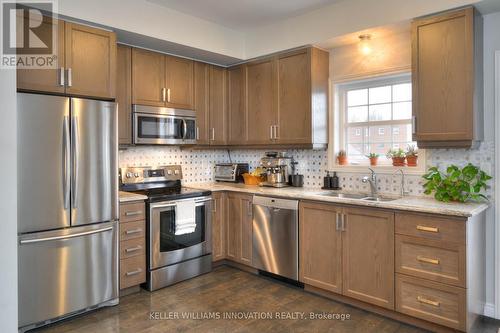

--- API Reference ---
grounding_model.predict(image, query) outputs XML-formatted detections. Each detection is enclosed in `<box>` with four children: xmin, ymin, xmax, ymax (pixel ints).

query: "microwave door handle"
<box><xmin>182</xmin><ymin>119</ymin><xmax>188</xmax><ymax>139</ymax></box>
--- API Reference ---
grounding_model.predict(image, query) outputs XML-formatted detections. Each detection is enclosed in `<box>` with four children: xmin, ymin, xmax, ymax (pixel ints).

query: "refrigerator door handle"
<box><xmin>71</xmin><ymin>115</ymin><xmax>79</xmax><ymax>208</ymax></box>
<box><xmin>63</xmin><ymin>116</ymin><xmax>70</xmax><ymax>210</ymax></box>
<box><xmin>19</xmin><ymin>226</ymin><xmax>113</xmax><ymax>244</ymax></box>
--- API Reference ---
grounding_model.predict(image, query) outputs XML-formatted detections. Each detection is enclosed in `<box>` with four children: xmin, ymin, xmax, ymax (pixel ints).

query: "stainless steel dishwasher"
<box><xmin>252</xmin><ymin>196</ymin><xmax>299</xmax><ymax>280</ymax></box>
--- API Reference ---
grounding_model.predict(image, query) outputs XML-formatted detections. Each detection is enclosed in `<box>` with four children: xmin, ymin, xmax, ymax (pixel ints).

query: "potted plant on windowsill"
<box><xmin>337</xmin><ymin>150</ymin><xmax>348</xmax><ymax>165</ymax></box>
<box><xmin>405</xmin><ymin>144</ymin><xmax>418</xmax><ymax>167</ymax></box>
<box><xmin>366</xmin><ymin>153</ymin><xmax>379</xmax><ymax>166</ymax></box>
<box><xmin>386</xmin><ymin>148</ymin><xmax>406</xmax><ymax>166</ymax></box>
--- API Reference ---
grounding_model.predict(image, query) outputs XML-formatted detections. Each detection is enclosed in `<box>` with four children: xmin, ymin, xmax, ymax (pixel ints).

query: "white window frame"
<box><xmin>329</xmin><ymin>73</ymin><xmax>426</xmax><ymax>175</ymax></box>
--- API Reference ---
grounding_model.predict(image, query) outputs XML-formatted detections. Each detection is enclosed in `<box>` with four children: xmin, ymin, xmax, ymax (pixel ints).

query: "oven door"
<box><xmin>133</xmin><ymin>112</ymin><xmax>196</xmax><ymax>145</ymax></box>
<box><xmin>149</xmin><ymin>197</ymin><xmax>212</xmax><ymax>269</ymax></box>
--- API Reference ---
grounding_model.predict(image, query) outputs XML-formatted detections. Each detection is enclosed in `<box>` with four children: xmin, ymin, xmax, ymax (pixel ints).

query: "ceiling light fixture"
<box><xmin>358</xmin><ymin>34</ymin><xmax>372</xmax><ymax>55</ymax></box>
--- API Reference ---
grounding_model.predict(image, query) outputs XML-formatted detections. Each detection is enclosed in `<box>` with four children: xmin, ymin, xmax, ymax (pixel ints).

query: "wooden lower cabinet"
<box><xmin>299</xmin><ymin>201</ymin><xmax>342</xmax><ymax>293</ymax></box>
<box><xmin>299</xmin><ymin>202</ymin><xmax>395</xmax><ymax>309</ymax></box>
<box><xmin>225</xmin><ymin>192</ymin><xmax>253</xmax><ymax>265</ymax></box>
<box><xmin>211</xmin><ymin>192</ymin><xmax>226</xmax><ymax>261</ymax></box>
<box><xmin>119</xmin><ymin>201</ymin><xmax>146</xmax><ymax>290</ymax></box>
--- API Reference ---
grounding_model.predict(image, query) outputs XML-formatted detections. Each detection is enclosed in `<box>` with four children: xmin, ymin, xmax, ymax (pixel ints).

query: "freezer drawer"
<box><xmin>252</xmin><ymin>196</ymin><xmax>299</xmax><ymax>280</ymax></box>
<box><xmin>18</xmin><ymin>221</ymin><xmax>119</xmax><ymax>329</ymax></box>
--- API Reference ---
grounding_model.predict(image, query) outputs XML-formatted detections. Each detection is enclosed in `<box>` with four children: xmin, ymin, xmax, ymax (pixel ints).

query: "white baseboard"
<box><xmin>484</xmin><ymin>302</ymin><xmax>496</xmax><ymax>318</ymax></box>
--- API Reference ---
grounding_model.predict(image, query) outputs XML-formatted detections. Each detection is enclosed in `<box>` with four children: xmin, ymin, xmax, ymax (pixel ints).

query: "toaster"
<box><xmin>214</xmin><ymin>163</ymin><xmax>249</xmax><ymax>183</ymax></box>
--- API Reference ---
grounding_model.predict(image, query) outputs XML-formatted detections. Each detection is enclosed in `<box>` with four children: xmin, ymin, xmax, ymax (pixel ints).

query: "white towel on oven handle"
<box><xmin>175</xmin><ymin>199</ymin><xmax>197</xmax><ymax>235</ymax></box>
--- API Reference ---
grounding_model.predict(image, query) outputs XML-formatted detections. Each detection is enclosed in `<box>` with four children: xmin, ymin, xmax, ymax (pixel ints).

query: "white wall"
<box><xmin>56</xmin><ymin>0</ymin><xmax>246</xmax><ymax>59</ymax></box>
<box><xmin>482</xmin><ymin>10</ymin><xmax>500</xmax><ymax>316</ymax></box>
<box><xmin>0</xmin><ymin>70</ymin><xmax>18</xmax><ymax>331</ymax></box>
<box><xmin>244</xmin><ymin>0</ymin><xmax>480</xmax><ymax>58</ymax></box>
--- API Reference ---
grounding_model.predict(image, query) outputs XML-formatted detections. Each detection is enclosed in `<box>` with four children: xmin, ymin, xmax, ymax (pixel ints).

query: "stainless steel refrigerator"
<box><xmin>17</xmin><ymin>93</ymin><xmax>119</xmax><ymax>331</ymax></box>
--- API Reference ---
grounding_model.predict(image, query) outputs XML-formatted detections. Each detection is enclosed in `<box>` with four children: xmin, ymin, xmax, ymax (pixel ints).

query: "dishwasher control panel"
<box><xmin>252</xmin><ymin>196</ymin><xmax>299</xmax><ymax>210</ymax></box>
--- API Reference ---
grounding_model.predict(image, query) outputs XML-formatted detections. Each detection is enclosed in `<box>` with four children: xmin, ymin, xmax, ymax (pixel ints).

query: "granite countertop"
<box><xmin>186</xmin><ymin>182</ymin><xmax>489</xmax><ymax>218</ymax></box>
<box><xmin>119</xmin><ymin>191</ymin><xmax>148</xmax><ymax>203</ymax></box>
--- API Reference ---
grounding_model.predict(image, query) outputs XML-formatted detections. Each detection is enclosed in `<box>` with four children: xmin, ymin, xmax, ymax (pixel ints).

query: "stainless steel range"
<box><xmin>120</xmin><ymin>165</ymin><xmax>212</xmax><ymax>291</ymax></box>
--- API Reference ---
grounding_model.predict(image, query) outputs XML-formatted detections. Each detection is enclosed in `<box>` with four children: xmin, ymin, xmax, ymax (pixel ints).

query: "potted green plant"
<box><xmin>366</xmin><ymin>153</ymin><xmax>379</xmax><ymax>166</ymax></box>
<box><xmin>405</xmin><ymin>145</ymin><xmax>418</xmax><ymax>167</ymax></box>
<box><xmin>337</xmin><ymin>150</ymin><xmax>348</xmax><ymax>165</ymax></box>
<box><xmin>422</xmin><ymin>164</ymin><xmax>492</xmax><ymax>202</ymax></box>
<box><xmin>386</xmin><ymin>148</ymin><xmax>406</xmax><ymax>166</ymax></box>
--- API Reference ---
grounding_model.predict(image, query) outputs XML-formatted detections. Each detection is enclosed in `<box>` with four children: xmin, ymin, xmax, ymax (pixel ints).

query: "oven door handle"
<box><xmin>181</xmin><ymin>119</ymin><xmax>188</xmax><ymax>140</ymax></box>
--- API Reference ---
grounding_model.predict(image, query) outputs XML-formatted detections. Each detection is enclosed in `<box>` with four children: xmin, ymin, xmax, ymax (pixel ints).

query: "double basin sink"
<box><xmin>316</xmin><ymin>192</ymin><xmax>397</xmax><ymax>202</ymax></box>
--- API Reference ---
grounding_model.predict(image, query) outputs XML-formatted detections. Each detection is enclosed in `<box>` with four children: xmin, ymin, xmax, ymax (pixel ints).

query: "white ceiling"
<box><xmin>147</xmin><ymin>0</ymin><xmax>346</xmax><ymax>30</ymax></box>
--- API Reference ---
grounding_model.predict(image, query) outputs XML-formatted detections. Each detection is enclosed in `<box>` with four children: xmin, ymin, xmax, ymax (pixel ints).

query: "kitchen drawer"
<box><xmin>120</xmin><ymin>220</ymin><xmax>145</xmax><ymax>241</ymax></box>
<box><xmin>120</xmin><ymin>237</ymin><xmax>145</xmax><ymax>260</ymax></box>
<box><xmin>396</xmin><ymin>235</ymin><xmax>465</xmax><ymax>287</ymax></box>
<box><xmin>120</xmin><ymin>202</ymin><xmax>146</xmax><ymax>223</ymax></box>
<box><xmin>120</xmin><ymin>255</ymin><xmax>146</xmax><ymax>289</ymax></box>
<box><xmin>395</xmin><ymin>212</ymin><xmax>465</xmax><ymax>244</ymax></box>
<box><xmin>396</xmin><ymin>274</ymin><xmax>466</xmax><ymax>331</ymax></box>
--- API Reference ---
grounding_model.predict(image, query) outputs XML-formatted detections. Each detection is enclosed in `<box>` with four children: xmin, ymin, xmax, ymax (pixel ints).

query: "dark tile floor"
<box><xmin>33</xmin><ymin>266</ymin><xmax>499</xmax><ymax>333</ymax></box>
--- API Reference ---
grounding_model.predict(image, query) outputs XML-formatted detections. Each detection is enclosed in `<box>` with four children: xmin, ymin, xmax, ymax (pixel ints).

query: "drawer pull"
<box><xmin>125</xmin><ymin>245</ymin><xmax>142</xmax><ymax>253</ymax></box>
<box><xmin>125</xmin><ymin>228</ymin><xmax>142</xmax><ymax>235</ymax></box>
<box><xmin>126</xmin><ymin>268</ymin><xmax>142</xmax><ymax>276</ymax></box>
<box><xmin>416</xmin><ymin>225</ymin><xmax>439</xmax><ymax>233</ymax></box>
<box><xmin>417</xmin><ymin>296</ymin><xmax>440</xmax><ymax>307</ymax></box>
<box><xmin>124</xmin><ymin>210</ymin><xmax>143</xmax><ymax>216</ymax></box>
<box><xmin>417</xmin><ymin>256</ymin><xmax>440</xmax><ymax>265</ymax></box>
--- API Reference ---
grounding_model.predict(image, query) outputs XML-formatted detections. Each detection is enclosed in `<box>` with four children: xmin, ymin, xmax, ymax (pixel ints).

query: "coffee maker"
<box><xmin>259</xmin><ymin>152</ymin><xmax>294</xmax><ymax>188</ymax></box>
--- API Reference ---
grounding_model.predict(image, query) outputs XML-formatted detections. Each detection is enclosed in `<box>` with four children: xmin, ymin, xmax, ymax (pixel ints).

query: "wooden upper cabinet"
<box><xmin>17</xmin><ymin>15</ymin><xmax>65</xmax><ymax>94</ymax></box>
<box><xmin>227</xmin><ymin>65</ymin><xmax>247</xmax><ymax>145</ymax></box>
<box><xmin>194</xmin><ymin>61</ymin><xmax>210</xmax><ymax>145</ymax></box>
<box><xmin>211</xmin><ymin>192</ymin><xmax>226</xmax><ymax>262</ymax></box>
<box><xmin>299</xmin><ymin>201</ymin><xmax>342</xmax><ymax>294</ymax></box>
<box><xmin>116</xmin><ymin>45</ymin><xmax>132</xmax><ymax>145</ymax></box>
<box><xmin>165</xmin><ymin>56</ymin><xmax>194</xmax><ymax>109</ymax></box>
<box><xmin>64</xmin><ymin>22</ymin><xmax>116</xmax><ymax>99</ymax></box>
<box><xmin>412</xmin><ymin>7</ymin><xmax>483</xmax><ymax>148</ymax></box>
<box><xmin>132</xmin><ymin>48</ymin><xmax>165</xmax><ymax>107</ymax></box>
<box><xmin>342</xmin><ymin>207</ymin><xmax>395</xmax><ymax>310</ymax></box>
<box><xmin>276</xmin><ymin>49</ymin><xmax>312</xmax><ymax>144</ymax></box>
<box><xmin>246</xmin><ymin>58</ymin><xmax>276</xmax><ymax>144</ymax></box>
<box><xmin>209</xmin><ymin>65</ymin><xmax>227</xmax><ymax>145</ymax></box>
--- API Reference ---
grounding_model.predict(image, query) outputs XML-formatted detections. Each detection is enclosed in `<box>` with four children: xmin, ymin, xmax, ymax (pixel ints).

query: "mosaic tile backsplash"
<box><xmin>119</xmin><ymin>140</ymin><xmax>494</xmax><ymax>199</ymax></box>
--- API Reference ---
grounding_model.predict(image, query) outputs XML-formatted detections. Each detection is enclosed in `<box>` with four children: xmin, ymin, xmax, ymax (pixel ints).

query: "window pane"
<box><xmin>369</xmin><ymin>85</ymin><xmax>391</xmax><ymax>104</ymax></box>
<box><xmin>368</xmin><ymin>142</ymin><xmax>392</xmax><ymax>156</ymax></box>
<box><xmin>393</xmin><ymin>102</ymin><xmax>412</xmax><ymax>120</ymax></box>
<box><xmin>346</xmin><ymin>126</ymin><xmax>366</xmax><ymax>144</ymax></box>
<box><xmin>348</xmin><ymin>106</ymin><xmax>368</xmax><ymax>123</ymax></box>
<box><xmin>347</xmin><ymin>89</ymin><xmax>368</xmax><ymax>106</ymax></box>
<box><xmin>347</xmin><ymin>143</ymin><xmax>365</xmax><ymax>157</ymax></box>
<box><xmin>369</xmin><ymin>103</ymin><xmax>391</xmax><ymax>121</ymax></box>
<box><xmin>393</xmin><ymin>83</ymin><xmax>411</xmax><ymax>102</ymax></box>
<box><xmin>369</xmin><ymin>125</ymin><xmax>391</xmax><ymax>143</ymax></box>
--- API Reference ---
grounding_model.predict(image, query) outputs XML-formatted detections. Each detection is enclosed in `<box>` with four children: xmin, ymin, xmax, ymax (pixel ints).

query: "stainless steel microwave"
<box><xmin>133</xmin><ymin>105</ymin><xmax>196</xmax><ymax>145</ymax></box>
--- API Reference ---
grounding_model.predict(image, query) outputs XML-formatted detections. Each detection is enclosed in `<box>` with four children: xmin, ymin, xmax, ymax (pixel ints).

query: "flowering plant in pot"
<box><xmin>386</xmin><ymin>148</ymin><xmax>406</xmax><ymax>166</ymax></box>
<box><xmin>405</xmin><ymin>145</ymin><xmax>418</xmax><ymax>167</ymax></box>
<box><xmin>366</xmin><ymin>153</ymin><xmax>380</xmax><ymax>166</ymax></box>
<box><xmin>337</xmin><ymin>150</ymin><xmax>348</xmax><ymax>165</ymax></box>
<box><xmin>422</xmin><ymin>164</ymin><xmax>492</xmax><ymax>202</ymax></box>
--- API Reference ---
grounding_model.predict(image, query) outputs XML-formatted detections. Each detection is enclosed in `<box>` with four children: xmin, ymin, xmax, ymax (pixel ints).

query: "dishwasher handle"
<box><xmin>252</xmin><ymin>196</ymin><xmax>298</xmax><ymax>211</ymax></box>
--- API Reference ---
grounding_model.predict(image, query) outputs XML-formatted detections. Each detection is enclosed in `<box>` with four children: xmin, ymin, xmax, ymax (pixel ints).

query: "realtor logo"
<box><xmin>1</xmin><ymin>0</ymin><xmax>58</xmax><ymax>69</ymax></box>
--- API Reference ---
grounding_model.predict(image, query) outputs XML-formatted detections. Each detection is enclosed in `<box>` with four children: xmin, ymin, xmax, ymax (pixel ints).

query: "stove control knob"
<box><xmin>174</xmin><ymin>170</ymin><xmax>180</xmax><ymax>175</ymax></box>
<box><xmin>167</xmin><ymin>170</ymin><xmax>173</xmax><ymax>175</ymax></box>
<box><xmin>126</xmin><ymin>172</ymin><xmax>133</xmax><ymax>178</ymax></box>
<box><xmin>134</xmin><ymin>172</ymin><xmax>140</xmax><ymax>178</ymax></box>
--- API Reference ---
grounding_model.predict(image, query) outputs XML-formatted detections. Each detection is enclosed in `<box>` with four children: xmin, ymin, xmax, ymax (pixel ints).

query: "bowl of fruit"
<box><xmin>242</xmin><ymin>167</ymin><xmax>266</xmax><ymax>185</ymax></box>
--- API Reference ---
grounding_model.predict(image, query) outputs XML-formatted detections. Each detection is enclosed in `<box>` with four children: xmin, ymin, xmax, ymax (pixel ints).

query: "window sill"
<box><xmin>330</xmin><ymin>164</ymin><xmax>426</xmax><ymax>176</ymax></box>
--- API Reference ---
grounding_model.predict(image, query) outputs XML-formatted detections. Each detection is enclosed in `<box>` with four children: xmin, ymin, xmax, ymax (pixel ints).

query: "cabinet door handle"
<box><xmin>417</xmin><ymin>296</ymin><xmax>440</xmax><ymax>307</ymax></box>
<box><xmin>67</xmin><ymin>68</ymin><xmax>72</xmax><ymax>87</ymax></box>
<box><xmin>248</xmin><ymin>201</ymin><xmax>253</xmax><ymax>216</ymax></box>
<box><xmin>59</xmin><ymin>67</ymin><xmax>65</xmax><ymax>86</ymax></box>
<box><xmin>274</xmin><ymin>125</ymin><xmax>279</xmax><ymax>139</ymax></box>
<box><xmin>125</xmin><ymin>210</ymin><xmax>142</xmax><ymax>216</ymax></box>
<box><xmin>125</xmin><ymin>228</ymin><xmax>142</xmax><ymax>235</ymax></box>
<box><xmin>125</xmin><ymin>245</ymin><xmax>142</xmax><ymax>253</ymax></box>
<box><xmin>417</xmin><ymin>256</ymin><xmax>440</xmax><ymax>265</ymax></box>
<box><xmin>211</xmin><ymin>128</ymin><xmax>215</xmax><ymax>141</ymax></box>
<box><xmin>212</xmin><ymin>199</ymin><xmax>217</xmax><ymax>213</ymax></box>
<box><xmin>335</xmin><ymin>213</ymin><xmax>340</xmax><ymax>231</ymax></box>
<box><xmin>196</xmin><ymin>127</ymin><xmax>200</xmax><ymax>140</ymax></box>
<box><xmin>416</xmin><ymin>225</ymin><xmax>439</xmax><ymax>233</ymax></box>
<box><xmin>126</xmin><ymin>268</ymin><xmax>142</xmax><ymax>276</ymax></box>
<box><xmin>270</xmin><ymin>125</ymin><xmax>273</xmax><ymax>140</ymax></box>
<box><xmin>167</xmin><ymin>88</ymin><xmax>171</xmax><ymax>102</ymax></box>
<box><xmin>412</xmin><ymin>116</ymin><xmax>416</xmax><ymax>134</ymax></box>
<box><xmin>161</xmin><ymin>88</ymin><xmax>166</xmax><ymax>102</ymax></box>
<box><xmin>341</xmin><ymin>214</ymin><xmax>346</xmax><ymax>231</ymax></box>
